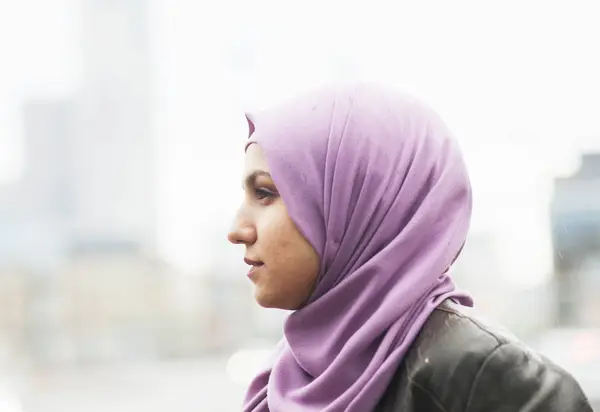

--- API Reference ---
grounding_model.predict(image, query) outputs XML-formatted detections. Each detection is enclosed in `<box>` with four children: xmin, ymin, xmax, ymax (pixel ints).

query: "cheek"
<box><xmin>256</xmin><ymin>208</ymin><xmax>320</xmax><ymax>309</ymax></box>
<box><xmin>269</xmin><ymin>214</ymin><xmax>319</xmax><ymax>280</ymax></box>
<box><xmin>260</xmin><ymin>209</ymin><xmax>296</xmax><ymax>258</ymax></box>
<box><xmin>258</xmin><ymin>206</ymin><xmax>313</xmax><ymax>267</ymax></box>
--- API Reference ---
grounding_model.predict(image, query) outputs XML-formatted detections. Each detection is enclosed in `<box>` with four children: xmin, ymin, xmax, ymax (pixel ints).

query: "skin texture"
<box><xmin>227</xmin><ymin>143</ymin><xmax>320</xmax><ymax>310</ymax></box>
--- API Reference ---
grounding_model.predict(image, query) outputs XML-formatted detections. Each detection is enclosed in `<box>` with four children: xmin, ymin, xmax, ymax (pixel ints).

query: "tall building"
<box><xmin>551</xmin><ymin>152</ymin><xmax>600</xmax><ymax>326</ymax></box>
<box><xmin>9</xmin><ymin>99</ymin><xmax>76</xmax><ymax>268</ymax></box>
<box><xmin>20</xmin><ymin>99</ymin><xmax>74</xmax><ymax>220</ymax></box>
<box><xmin>71</xmin><ymin>0</ymin><xmax>156</xmax><ymax>254</ymax></box>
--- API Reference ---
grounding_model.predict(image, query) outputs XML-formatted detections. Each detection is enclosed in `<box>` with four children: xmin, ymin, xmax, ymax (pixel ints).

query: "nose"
<box><xmin>227</xmin><ymin>210</ymin><xmax>257</xmax><ymax>246</ymax></box>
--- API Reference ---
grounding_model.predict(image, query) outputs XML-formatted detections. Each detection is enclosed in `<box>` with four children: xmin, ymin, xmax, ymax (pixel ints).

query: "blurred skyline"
<box><xmin>1</xmin><ymin>0</ymin><xmax>599</xmax><ymax>280</ymax></box>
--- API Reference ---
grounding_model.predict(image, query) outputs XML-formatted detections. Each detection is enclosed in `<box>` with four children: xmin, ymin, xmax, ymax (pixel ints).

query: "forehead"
<box><xmin>244</xmin><ymin>143</ymin><xmax>270</xmax><ymax>174</ymax></box>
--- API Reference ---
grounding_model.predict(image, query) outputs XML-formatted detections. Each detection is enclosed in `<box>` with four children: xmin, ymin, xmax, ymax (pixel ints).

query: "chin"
<box><xmin>254</xmin><ymin>291</ymin><xmax>284</xmax><ymax>309</ymax></box>
<box><xmin>254</xmin><ymin>289</ymin><xmax>299</xmax><ymax>310</ymax></box>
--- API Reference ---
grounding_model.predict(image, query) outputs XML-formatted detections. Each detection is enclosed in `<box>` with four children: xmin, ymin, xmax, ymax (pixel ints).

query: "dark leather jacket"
<box><xmin>376</xmin><ymin>300</ymin><xmax>593</xmax><ymax>411</ymax></box>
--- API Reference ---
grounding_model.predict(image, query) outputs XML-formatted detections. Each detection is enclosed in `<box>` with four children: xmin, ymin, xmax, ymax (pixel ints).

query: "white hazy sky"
<box><xmin>1</xmin><ymin>0</ymin><xmax>599</xmax><ymax>286</ymax></box>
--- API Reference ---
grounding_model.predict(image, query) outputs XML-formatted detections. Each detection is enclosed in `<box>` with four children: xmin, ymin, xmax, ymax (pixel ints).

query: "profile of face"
<box><xmin>227</xmin><ymin>144</ymin><xmax>320</xmax><ymax>310</ymax></box>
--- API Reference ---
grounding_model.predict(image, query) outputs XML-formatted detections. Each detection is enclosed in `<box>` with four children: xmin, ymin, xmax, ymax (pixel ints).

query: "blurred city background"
<box><xmin>0</xmin><ymin>0</ymin><xmax>599</xmax><ymax>410</ymax></box>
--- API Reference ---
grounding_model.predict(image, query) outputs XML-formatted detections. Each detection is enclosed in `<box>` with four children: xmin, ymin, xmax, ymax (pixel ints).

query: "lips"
<box><xmin>244</xmin><ymin>258</ymin><xmax>264</xmax><ymax>278</ymax></box>
<box><xmin>244</xmin><ymin>257</ymin><xmax>264</xmax><ymax>267</ymax></box>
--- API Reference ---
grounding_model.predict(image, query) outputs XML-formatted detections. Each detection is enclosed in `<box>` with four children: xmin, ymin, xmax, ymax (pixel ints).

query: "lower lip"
<box><xmin>248</xmin><ymin>265</ymin><xmax>263</xmax><ymax>279</ymax></box>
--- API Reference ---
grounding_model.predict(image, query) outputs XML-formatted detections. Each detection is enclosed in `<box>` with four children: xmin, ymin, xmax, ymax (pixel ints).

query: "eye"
<box><xmin>254</xmin><ymin>187</ymin><xmax>275</xmax><ymax>201</ymax></box>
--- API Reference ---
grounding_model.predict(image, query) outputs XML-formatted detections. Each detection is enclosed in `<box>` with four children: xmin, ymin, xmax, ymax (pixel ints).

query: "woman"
<box><xmin>227</xmin><ymin>82</ymin><xmax>592</xmax><ymax>411</ymax></box>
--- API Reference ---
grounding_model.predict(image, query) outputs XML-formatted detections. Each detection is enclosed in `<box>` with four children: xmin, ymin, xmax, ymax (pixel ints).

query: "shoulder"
<box><xmin>465</xmin><ymin>339</ymin><xmax>592</xmax><ymax>411</ymax></box>
<box><xmin>378</xmin><ymin>301</ymin><xmax>593</xmax><ymax>412</ymax></box>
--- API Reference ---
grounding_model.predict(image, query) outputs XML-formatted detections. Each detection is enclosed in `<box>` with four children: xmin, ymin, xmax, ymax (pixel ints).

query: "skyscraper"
<box><xmin>70</xmin><ymin>0</ymin><xmax>156</xmax><ymax>254</ymax></box>
<box><xmin>3</xmin><ymin>98</ymin><xmax>75</xmax><ymax>267</ymax></box>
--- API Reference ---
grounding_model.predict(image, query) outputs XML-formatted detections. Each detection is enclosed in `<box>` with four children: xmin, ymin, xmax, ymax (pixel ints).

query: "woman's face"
<box><xmin>228</xmin><ymin>144</ymin><xmax>320</xmax><ymax>310</ymax></box>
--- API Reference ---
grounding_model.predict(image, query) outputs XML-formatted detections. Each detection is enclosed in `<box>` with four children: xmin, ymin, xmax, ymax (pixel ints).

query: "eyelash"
<box><xmin>254</xmin><ymin>188</ymin><xmax>275</xmax><ymax>203</ymax></box>
<box><xmin>254</xmin><ymin>188</ymin><xmax>274</xmax><ymax>201</ymax></box>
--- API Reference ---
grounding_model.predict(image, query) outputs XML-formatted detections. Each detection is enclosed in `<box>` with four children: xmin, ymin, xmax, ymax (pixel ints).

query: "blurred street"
<box><xmin>3</xmin><ymin>356</ymin><xmax>245</xmax><ymax>412</ymax></box>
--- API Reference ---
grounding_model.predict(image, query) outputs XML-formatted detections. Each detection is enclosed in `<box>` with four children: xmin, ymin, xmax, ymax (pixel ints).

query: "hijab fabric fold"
<box><xmin>243</xmin><ymin>82</ymin><xmax>473</xmax><ymax>412</ymax></box>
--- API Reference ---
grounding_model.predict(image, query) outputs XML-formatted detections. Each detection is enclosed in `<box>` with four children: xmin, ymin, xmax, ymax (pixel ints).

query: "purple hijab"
<box><xmin>243</xmin><ymin>82</ymin><xmax>473</xmax><ymax>411</ymax></box>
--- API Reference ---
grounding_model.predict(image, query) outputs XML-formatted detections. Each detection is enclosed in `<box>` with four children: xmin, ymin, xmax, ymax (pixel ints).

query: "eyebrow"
<box><xmin>243</xmin><ymin>170</ymin><xmax>272</xmax><ymax>189</ymax></box>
